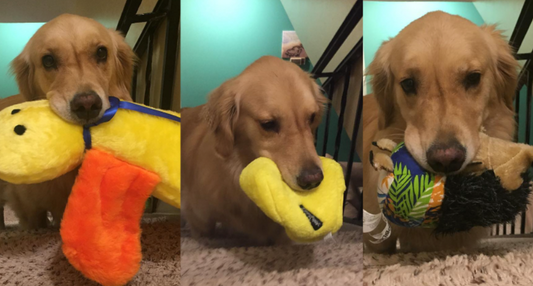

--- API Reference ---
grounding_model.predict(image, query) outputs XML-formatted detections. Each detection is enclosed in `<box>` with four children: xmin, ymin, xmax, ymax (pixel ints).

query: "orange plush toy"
<box><xmin>61</xmin><ymin>149</ymin><xmax>160</xmax><ymax>286</ymax></box>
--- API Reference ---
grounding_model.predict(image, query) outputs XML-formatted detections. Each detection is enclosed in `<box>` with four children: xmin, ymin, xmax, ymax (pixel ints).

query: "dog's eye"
<box><xmin>42</xmin><ymin>55</ymin><xmax>56</xmax><ymax>69</ymax></box>
<box><xmin>309</xmin><ymin>113</ymin><xmax>316</xmax><ymax>124</ymax></box>
<box><xmin>96</xmin><ymin>47</ymin><xmax>108</xmax><ymax>62</ymax></box>
<box><xmin>260</xmin><ymin>120</ymin><xmax>279</xmax><ymax>133</ymax></box>
<box><xmin>400</xmin><ymin>78</ymin><xmax>416</xmax><ymax>94</ymax></box>
<box><xmin>464</xmin><ymin>72</ymin><xmax>481</xmax><ymax>89</ymax></box>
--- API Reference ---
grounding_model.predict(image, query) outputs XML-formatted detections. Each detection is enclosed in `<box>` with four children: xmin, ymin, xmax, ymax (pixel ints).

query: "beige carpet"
<box><xmin>0</xmin><ymin>207</ymin><xmax>180</xmax><ymax>286</ymax></box>
<box><xmin>364</xmin><ymin>237</ymin><xmax>533</xmax><ymax>286</ymax></box>
<box><xmin>181</xmin><ymin>226</ymin><xmax>363</xmax><ymax>286</ymax></box>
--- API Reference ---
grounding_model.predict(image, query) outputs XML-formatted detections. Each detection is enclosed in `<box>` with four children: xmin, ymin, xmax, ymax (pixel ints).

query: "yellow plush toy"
<box><xmin>0</xmin><ymin>97</ymin><xmax>180</xmax><ymax>208</ymax></box>
<box><xmin>239</xmin><ymin>157</ymin><xmax>346</xmax><ymax>243</ymax></box>
<box><xmin>0</xmin><ymin>97</ymin><xmax>180</xmax><ymax>286</ymax></box>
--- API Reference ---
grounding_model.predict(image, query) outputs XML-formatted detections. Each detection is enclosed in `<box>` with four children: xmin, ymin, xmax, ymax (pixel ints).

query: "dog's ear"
<box><xmin>482</xmin><ymin>25</ymin><xmax>519</xmax><ymax>111</ymax></box>
<box><xmin>108</xmin><ymin>29</ymin><xmax>137</xmax><ymax>101</ymax></box>
<box><xmin>11</xmin><ymin>50</ymin><xmax>37</xmax><ymax>100</ymax></box>
<box><xmin>367</xmin><ymin>39</ymin><xmax>394</xmax><ymax>129</ymax></box>
<box><xmin>205</xmin><ymin>79</ymin><xmax>240</xmax><ymax>158</ymax></box>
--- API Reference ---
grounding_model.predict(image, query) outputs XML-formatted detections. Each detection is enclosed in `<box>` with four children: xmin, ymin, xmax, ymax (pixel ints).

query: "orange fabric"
<box><xmin>429</xmin><ymin>175</ymin><xmax>445</xmax><ymax>209</ymax></box>
<box><xmin>61</xmin><ymin>149</ymin><xmax>160</xmax><ymax>286</ymax></box>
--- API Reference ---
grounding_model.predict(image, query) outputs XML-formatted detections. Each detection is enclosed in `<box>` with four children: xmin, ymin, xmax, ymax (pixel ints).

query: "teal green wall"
<box><xmin>363</xmin><ymin>1</ymin><xmax>485</xmax><ymax>93</ymax></box>
<box><xmin>0</xmin><ymin>23</ymin><xmax>44</xmax><ymax>98</ymax></box>
<box><xmin>517</xmin><ymin>86</ymin><xmax>529</xmax><ymax>144</ymax></box>
<box><xmin>181</xmin><ymin>0</ymin><xmax>356</xmax><ymax>161</ymax></box>
<box><xmin>316</xmin><ymin>110</ymin><xmax>360</xmax><ymax>162</ymax></box>
<box><xmin>181</xmin><ymin>0</ymin><xmax>297</xmax><ymax>107</ymax></box>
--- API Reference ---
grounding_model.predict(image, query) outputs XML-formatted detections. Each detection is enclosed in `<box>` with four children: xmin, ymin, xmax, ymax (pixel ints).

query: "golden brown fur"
<box><xmin>182</xmin><ymin>56</ymin><xmax>327</xmax><ymax>244</ymax></box>
<box><xmin>11</xmin><ymin>14</ymin><xmax>135</xmax><ymax>123</ymax></box>
<box><xmin>363</xmin><ymin>11</ymin><xmax>518</xmax><ymax>253</ymax></box>
<box><xmin>1</xmin><ymin>14</ymin><xmax>135</xmax><ymax>229</ymax></box>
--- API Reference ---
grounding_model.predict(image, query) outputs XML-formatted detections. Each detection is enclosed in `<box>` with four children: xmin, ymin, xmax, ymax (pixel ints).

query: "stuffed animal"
<box><xmin>0</xmin><ymin>97</ymin><xmax>180</xmax><ymax>286</ymax></box>
<box><xmin>463</xmin><ymin>132</ymin><xmax>533</xmax><ymax>190</ymax></box>
<box><xmin>239</xmin><ymin>157</ymin><xmax>346</xmax><ymax>243</ymax></box>
<box><xmin>369</xmin><ymin>133</ymin><xmax>532</xmax><ymax>234</ymax></box>
<box><xmin>0</xmin><ymin>98</ymin><xmax>180</xmax><ymax>208</ymax></box>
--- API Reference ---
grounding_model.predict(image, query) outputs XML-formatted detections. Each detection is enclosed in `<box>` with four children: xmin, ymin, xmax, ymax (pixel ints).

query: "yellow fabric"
<box><xmin>239</xmin><ymin>157</ymin><xmax>346</xmax><ymax>243</ymax></box>
<box><xmin>0</xmin><ymin>100</ymin><xmax>84</xmax><ymax>184</ymax></box>
<box><xmin>0</xmin><ymin>100</ymin><xmax>181</xmax><ymax>209</ymax></box>
<box><xmin>91</xmin><ymin>108</ymin><xmax>180</xmax><ymax>208</ymax></box>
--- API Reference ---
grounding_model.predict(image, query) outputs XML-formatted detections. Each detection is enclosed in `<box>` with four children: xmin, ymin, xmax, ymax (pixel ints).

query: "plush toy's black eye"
<box><xmin>11</xmin><ymin>109</ymin><xmax>20</xmax><ymax>115</ymax></box>
<box><xmin>260</xmin><ymin>120</ymin><xmax>279</xmax><ymax>133</ymax></box>
<box><xmin>14</xmin><ymin>125</ymin><xmax>26</xmax><ymax>135</ymax></box>
<box><xmin>42</xmin><ymin>55</ymin><xmax>56</xmax><ymax>69</ymax></box>
<box><xmin>464</xmin><ymin>72</ymin><xmax>481</xmax><ymax>89</ymax></box>
<box><xmin>309</xmin><ymin>113</ymin><xmax>316</xmax><ymax>124</ymax></box>
<box><xmin>400</xmin><ymin>78</ymin><xmax>416</xmax><ymax>95</ymax></box>
<box><xmin>96</xmin><ymin>46</ymin><xmax>108</xmax><ymax>63</ymax></box>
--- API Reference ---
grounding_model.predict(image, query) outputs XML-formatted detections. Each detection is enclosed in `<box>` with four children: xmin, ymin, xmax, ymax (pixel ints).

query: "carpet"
<box><xmin>364</xmin><ymin>237</ymin><xmax>533</xmax><ymax>286</ymax></box>
<box><xmin>181</xmin><ymin>226</ymin><xmax>363</xmax><ymax>286</ymax></box>
<box><xmin>0</xmin><ymin>207</ymin><xmax>180</xmax><ymax>286</ymax></box>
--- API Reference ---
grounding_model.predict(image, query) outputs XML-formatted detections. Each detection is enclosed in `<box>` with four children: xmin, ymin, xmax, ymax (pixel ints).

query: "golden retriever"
<box><xmin>1</xmin><ymin>14</ymin><xmax>135</xmax><ymax>229</ymax></box>
<box><xmin>182</xmin><ymin>56</ymin><xmax>327</xmax><ymax>244</ymax></box>
<box><xmin>363</xmin><ymin>11</ymin><xmax>518</xmax><ymax>253</ymax></box>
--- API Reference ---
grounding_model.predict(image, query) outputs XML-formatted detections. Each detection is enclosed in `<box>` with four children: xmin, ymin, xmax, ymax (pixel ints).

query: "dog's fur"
<box><xmin>182</xmin><ymin>56</ymin><xmax>327</xmax><ymax>244</ymax></box>
<box><xmin>363</xmin><ymin>11</ymin><xmax>518</xmax><ymax>253</ymax></box>
<box><xmin>1</xmin><ymin>14</ymin><xmax>135</xmax><ymax>229</ymax></box>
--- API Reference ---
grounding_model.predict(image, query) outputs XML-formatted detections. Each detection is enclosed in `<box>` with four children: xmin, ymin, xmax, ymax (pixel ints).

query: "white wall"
<box><xmin>474</xmin><ymin>0</ymin><xmax>529</xmax><ymax>53</ymax></box>
<box><xmin>280</xmin><ymin>0</ymin><xmax>361</xmax><ymax>73</ymax></box>
<box><xmin>363</xmin><ymin>50</ymin><xmax>367</xmax><ymax>96</ymax></box>
<box><xmin>281</xmin><ymin>0</ymin><xmax>362</xmax><ymax>157</ymax></box>
<box><xmin>0</xmin><ymin>0</ymin><xmax>158</xmax><ymax>48</ymax></box>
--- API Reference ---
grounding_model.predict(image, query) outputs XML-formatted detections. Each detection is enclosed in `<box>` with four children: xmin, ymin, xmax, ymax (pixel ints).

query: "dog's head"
<box><xmin>368</xmin><ymin>11</ymin><xmax>518</xmax><ymax>174</ymax></box>
<box><xmin>11</xmin><ymin>14</ymin><xmax>136</xmax><ymax>124</ymax></box>
<box><xmin>205</xmin><ymin>56</ymin><xmax>327</xmax><ymax>191</ymax></box>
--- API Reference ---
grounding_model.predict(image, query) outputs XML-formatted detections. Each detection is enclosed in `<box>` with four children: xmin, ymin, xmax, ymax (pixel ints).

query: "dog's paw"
<box><xmin>372</xmin><ymin>139</ymin><xmax>397</xmax><ymax>153</ymax></box>
<box><xmin>370</xmin><ymin>150</ymin><xmax>394</xmax><ymax>173</ymax></box>
<box><xmin>369</xmin><ymin>138</ymin><xmax>397</xmax><ymax>172</ymax></box>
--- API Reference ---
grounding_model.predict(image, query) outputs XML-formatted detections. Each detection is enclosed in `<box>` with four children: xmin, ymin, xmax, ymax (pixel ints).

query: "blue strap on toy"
<box><xmin>83</xmin><ymin>96</ymin><xmax>181</xmax><ymax>149</ymax></box>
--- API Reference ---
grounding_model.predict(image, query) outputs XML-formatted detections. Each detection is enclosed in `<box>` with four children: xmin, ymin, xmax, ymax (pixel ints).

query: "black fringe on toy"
<box><xmin>434</xmin><ymin>171</ymin><xmax>531</xmax><ymax>235</ymax></box>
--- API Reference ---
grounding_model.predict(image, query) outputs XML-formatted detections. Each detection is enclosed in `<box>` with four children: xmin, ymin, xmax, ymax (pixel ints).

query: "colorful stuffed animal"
<box><xmin>0</xmin><ymin>97</ymin><xmax>180</xmax><ymax>286</ymax></box>
<box><xmin>369</xmin><ymin>133</ymin><xmax>532</xmax><ymax>234</ymax></box>
<box><xmin>239</xmin><ymin>157</ymin><xmax>346</xmax><ymax>243</ymax></box>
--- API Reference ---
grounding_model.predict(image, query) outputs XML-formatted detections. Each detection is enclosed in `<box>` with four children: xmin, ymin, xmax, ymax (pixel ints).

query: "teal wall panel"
<box><xmin>0</xmin><ymin>23</ymin><xmax>44</xmax><ymax>98</ymax></box>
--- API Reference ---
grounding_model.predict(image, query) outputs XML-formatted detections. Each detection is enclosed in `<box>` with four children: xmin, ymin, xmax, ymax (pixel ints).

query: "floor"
<box><xmin>181</xmin><ymin>225</ymin><xmax>363</xmax><ymax>286</ymax></box>
<box><xmin>0</xmin><ymin>207</ymin><xmax>180</xmax><ymax>286</ymax></box>
<box><xmin>364</xmin><ymin>236</ymin><xmax>533</xmax><ymax>286</ymax></box>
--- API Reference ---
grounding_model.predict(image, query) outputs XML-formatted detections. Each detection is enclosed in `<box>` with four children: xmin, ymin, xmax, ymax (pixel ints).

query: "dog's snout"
<box><xmin>426</xmin><ymin>140</ymin><xmax>466</xmax><ymax>173</ymax></box>
<box><xmin>70</xmin><ymin>91</ymin><xmax>102</xmax><ymax>121</ymax></box>
<box><xmin>297</xmin><ymin>165</ymin><xmax>324</xmax><ymax>190</ymax></box>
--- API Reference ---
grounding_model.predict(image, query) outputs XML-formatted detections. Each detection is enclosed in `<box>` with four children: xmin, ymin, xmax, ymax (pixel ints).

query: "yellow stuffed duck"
<box><xmin>0</xmin><ymin>97</ymin><xmax>180</xmax><ymax>207</ymax></box>
<box><xmin>239</xmin><ymin>156</ymin><xmax>346</xmax><ymax>243</ymax></box>
<box><xmin>0</xmin><ymin>97</ymin><xmax>180</xmax><ymax>286</ymax></box>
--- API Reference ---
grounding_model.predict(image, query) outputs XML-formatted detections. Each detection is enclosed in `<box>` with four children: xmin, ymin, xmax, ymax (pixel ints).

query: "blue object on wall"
<box><xmin>0</xmin><ymin>23</ymin><xmax>44</xmax><ymax>99</ymax></box>
<box><xmin>363</xmin><ymin>1</ymin><xmax>485</xmax><ymax>93</ymax></box>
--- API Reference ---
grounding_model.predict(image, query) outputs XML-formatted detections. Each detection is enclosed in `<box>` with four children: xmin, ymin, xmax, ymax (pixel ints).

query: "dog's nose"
<box><xmin>297</xmin><ymin>166</ymin><xmax>324</xmax><ymax>190</ymax></box>
<box><xmin>426</xmin><ymin>140</ymin><xmax>466</xmax><ymax>173</ymax></box>
<box><xmin>70</xmin><ymin>91</ymin><xmax>102</xmax><ymax>121</ymax></box>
